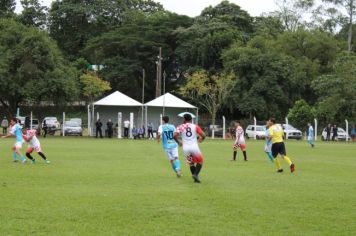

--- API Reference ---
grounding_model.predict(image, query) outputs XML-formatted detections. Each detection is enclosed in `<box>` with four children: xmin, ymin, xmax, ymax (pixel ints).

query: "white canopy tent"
<box><xmin>144</xmin><ymin>93</ymin><xmax>198</xmax><ymax>130</ymax></box>
<box><xmin>88</xmin><ymin>91</ymin><xmax>143</xmax><ymax>136</ymax></box>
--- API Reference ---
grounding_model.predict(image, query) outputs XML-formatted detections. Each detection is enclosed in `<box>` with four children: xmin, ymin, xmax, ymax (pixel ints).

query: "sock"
<box><xmin>243</xmin><ymin>151</ymin><xmax>247</xmax><ymax>161</ymax></box>
<box><xmin>12</xmin><ymin>152</ymin><xmax>18</xmax><ymax>161</ymax></box>
<box><xmin>267</xmin><ymin>152</ymin><xmax>274</xmax><ymax>162</ymax></box>
<box><xmin>174</xmin><ymin>159</ymin><xmax>181</xmax><ymax>171</ymax></box>
<box><xmin>171</xmin><ymin>162</ymin><xmax>176</xmax><ymax>171</ymax></box>
<box><xmin>38</xmin><ymin>152</ymin><xmax>47</xmax><ymax>160</ymax></box>
<box><xmin>283</xmin><ymin>156</ymin><xmax>292</xmax><ymax>166</ymax></box>
<box><xmin>190</xmin><ymin>165</ymin><xmax>196</xmax><ymax>175</ymax></box>
<box><xmin>274</xmin><ymin>158</ymin><xmax>282</xmax><ymax>170</ymax></box>
<box><xmin>233</xmin><ymin>151</ymin><xmax>237</xmax><ymax>160</ymax></box>
<box><xmin>195</xmin><ymin>163</ymin><xmax>202</xmax><ymax>176</ymax></box>
<box><xmin>20</xmin><ymin>155</ymin><xmax>26</xmax><ymax>162</ymax></box>
<box><xmin>26</xmin><ymin>153</ymin><xmax>34</xmax><ymax>160</ymax></box>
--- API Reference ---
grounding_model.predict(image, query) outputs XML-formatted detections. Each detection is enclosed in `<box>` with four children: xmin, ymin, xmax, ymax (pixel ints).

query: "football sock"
<box><xmin>190</xmin><ymin>166</ymin><xmax>196</xmax><ymax>175</ymax></box>
<box><xmin>284</xmin><ymin>156</ymin><xmax>292</xmax><ymax>166</ymax></box>
<box><xmin>243</xmin><ymin>151</ymin><xmax>247</xmax><ymax>161</ymax></box>
<box><xmin>171</xmin><ymin>162</ymin><xmax>176</xmax><ymax>171</ymax></box>
<box><xmin>267</xmin><ymin>152</ymin><xmax>274</xmax><ymax>162</ymax></box>
<box><xmin>195</xmin><ymin>163</ymin><xmax>202</xmax><ymax>175</ymax></box>
<box><xmin>233</xmin><ymin>151</ymin><xmax>237</xmax><ymax>160</ymax></box>
<box><xmin>174</xmin><ymin>159</ymin><xmax>181</xmax><ymax>171</ymax></box>
<box><xmin>274</xmin><ymin>158</ymin><xmax>282</xmax><ymax>170</ymax></box>
<box><xmin>26</xmin><ymin>153</ymin><xmax>34</xmax><ymax>160</ymax></box>
<box><xmin>12</xmin><ymin>152</ymin><xmax>18</xmax><ymax>161</ymax></box>
<box><xmin>38</xmin><ymin>152</ymin><xmax>47</xmax><ymax>160</ymax></box>
<box><xmin>21</xmin><ymin>155</ymin><xmax>26</xmax><ymax>162</ymax></box>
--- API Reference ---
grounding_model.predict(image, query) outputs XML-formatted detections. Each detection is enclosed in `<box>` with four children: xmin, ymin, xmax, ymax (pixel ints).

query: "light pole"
<box><xmin>163</xmin><ymin>71</ymin><xmax>166</xmax><ymax>116</ymax></box>
<box><xmin>155</xmin><ymin>47</ymin><xmax>162</xmax><ymax>98</ymax></box>
<box><xmin>141</xmin><ymin>69</ymin><xmax>145</xmax><ymax>128</ymax></box>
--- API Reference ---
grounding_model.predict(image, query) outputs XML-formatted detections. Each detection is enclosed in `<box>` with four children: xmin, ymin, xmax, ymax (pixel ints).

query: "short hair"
<box><xmin>183</xmin><ymin>113</ymin><xmax>192</xmax><ymax>122</ymax></box>
<box><xmin>269</xmin><ymin>118</ymin><xmax>276</xmax><ymax>124</ymax></box>
<box><xmin>11</xmin><ymin>117</ymin><xmax>18</xmax><ymax>123</ymax></box>
<box><xmin>162</xmin><ymin>116</ymin><xmax>169</xmax><ymax>123</ymax></box>
<box><xmin>235</xmin><ymin>120</ymin><xmax>240</xmax><ymax>124</ymax></box>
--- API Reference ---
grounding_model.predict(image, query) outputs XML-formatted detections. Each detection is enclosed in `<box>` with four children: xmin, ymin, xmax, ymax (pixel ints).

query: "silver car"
<box><xmin>61</xmin><ymin>121</ymin><xmax>83</xmax><ymax>136</ymax></box>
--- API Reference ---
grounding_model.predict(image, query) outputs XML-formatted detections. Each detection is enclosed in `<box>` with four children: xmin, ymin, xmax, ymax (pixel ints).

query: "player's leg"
<box><xmin>35</xmin><ymin>146</ymin><xmax>49</xmax><ymax>163</ymax></box>
<box><xmin>14</xmin><ymin>142</ymin><xmax>26</xmax><ymax>163</ymax></box>
<box><xmin>272</xmin><ymin>143</ymin><xmax>283</xmax><ymax>172</ymax></box>
<box><xmin>26</xmin><ymin>147</ymin><xmax>36</xmax><ymax>164</ymax></box>
<box><xmin>280</xmin><ymin>143</ymin><xmax>295</xmax><ymax>173</ymax></box>
<box><xmin>240</xmin><ymin>144</ymin><xmax>247</xmax><ymax>161</ymax></box>
<box><xmin>172</xmin><ymin>148</ymin><xmax>181</xmax><ymax>177</ymax></box>
<box><xmin>232</xmin><ymin>144</ymin><xmax>237</xmax><ymax>161</ymax></box>
<box><xmin>12</xmin><ymin>146</ymin><xmax>18</xmax><ymax>162</ymax></box>
<box><xmin>191</xmin><ymin>150</ymin><xmax>204</xmax><ymax>183</ymax></box>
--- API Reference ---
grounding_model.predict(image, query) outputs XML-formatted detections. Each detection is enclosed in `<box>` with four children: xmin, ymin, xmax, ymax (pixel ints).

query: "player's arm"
<box><xmin>1</xmin><ymin>132</ymin><xmax>14</xmax><ymax>138</ymax></box>
<box><xmin>196</xmin><ymin>126</ymin><xmax>206</xmax><ymax>143</ymax></box>
<box><xmin>157</xmin><ymin>126</ymin><xmax>162</xmax><ymax>143</ymax></box>
<box><xmin>173</xmin><ymin>132</ymin><xmax>182</xmax><ymax>147</ymax></box>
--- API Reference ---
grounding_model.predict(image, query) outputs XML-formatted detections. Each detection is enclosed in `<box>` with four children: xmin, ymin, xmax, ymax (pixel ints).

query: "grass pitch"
<box><xmin>0</xmin><ymin>138</ymin><xmax>355</xmax><ymax>235</ymax></box>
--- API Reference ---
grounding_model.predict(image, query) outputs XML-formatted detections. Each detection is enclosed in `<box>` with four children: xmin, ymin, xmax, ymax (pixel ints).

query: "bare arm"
<box><xmin>173</xmin><ymin>132</ymin><xmax>182</xmax><ymax>147</ymax></box>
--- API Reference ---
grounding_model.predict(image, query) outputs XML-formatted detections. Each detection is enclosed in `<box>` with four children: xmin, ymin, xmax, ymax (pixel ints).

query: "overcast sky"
<box><xmin>15</xmin><ymin>0</ymin><xmax>278</xmax><ymax>17</ymax></box>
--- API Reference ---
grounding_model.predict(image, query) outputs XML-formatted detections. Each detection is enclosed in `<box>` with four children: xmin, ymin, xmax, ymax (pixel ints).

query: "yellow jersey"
<box><xmin>269</xmin><ymin>124</ymin><xmax>284</xmax><ymax>144</ymax></box>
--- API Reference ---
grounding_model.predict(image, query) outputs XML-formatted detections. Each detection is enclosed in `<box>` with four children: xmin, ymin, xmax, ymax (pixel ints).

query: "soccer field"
<box><xmin>0</xmin><ymin>138</ymin><xmax>355</xmax><ymax>235</ymax></box>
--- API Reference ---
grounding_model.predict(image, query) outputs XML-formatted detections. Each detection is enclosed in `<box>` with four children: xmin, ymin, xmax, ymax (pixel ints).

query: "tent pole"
<box><xmin>196</xmin><ymin>108</ymin><xmax>199</xmax><ymax>124</ymax></box>
<box><xmin>145</xmin><ymin>106</ymin><xmax>148</xmax><ymax>138</ymax></box>
<box><xmin>87</xmin><ymin>105</ymin><xmax>90</xmax><ymax>136</ymax></box>
<box><xmin>92</xmin><ymin>104</ymin><xmax>95</xmax><ymax>137</ymax></box>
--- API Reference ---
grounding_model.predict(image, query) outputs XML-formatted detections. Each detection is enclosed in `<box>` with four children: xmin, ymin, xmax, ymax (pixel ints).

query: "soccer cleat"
<box><xmin>290</xmin><ymin>163</ymin><xmax>295</xmax><ymax>173</ymax></box>
<box><xmin>176</xmin><ymin>170</ymin><xmax>182</xmax><ymax>178</ymax></box>
<box><xmin>192</xmin><ymin>174</ymin><xmax>201</xmax><ymax>183</ymax></box>
<box><xmin>277</xmin><ymin>169</ymin><xmax>284</xmax><ymax>173</ymax></box>
<box><xmin>22</xmin><ymin>159</ymin><xmax>27</xmax><ymax>164</ymax></box>
<box><xmin>31</xmin><ymin>159</ymin><xmax>36</xmax><ymax>164</ymax></box>
<box><xmin>13</xmin><ymin>160</ymin><xmax>19</xmax><ymax>163</ymax></box>
<box><xmin>45</xmin><ymin>160</ymin><xmax>51</xmax><ymax>164</ymax></box>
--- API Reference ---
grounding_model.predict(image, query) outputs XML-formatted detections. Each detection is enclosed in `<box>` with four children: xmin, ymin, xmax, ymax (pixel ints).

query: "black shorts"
<box><xmin>272</xmin><ymin>142</ymin><xmax>286</xmax><ymax>158</ymax></box>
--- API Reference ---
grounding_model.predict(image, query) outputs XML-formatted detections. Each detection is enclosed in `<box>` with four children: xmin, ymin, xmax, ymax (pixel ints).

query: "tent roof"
<box><xmin>145</xmin><ymin>93</ymin><xmax>196</xmax><ymax>109</ymax></box>
<box><xmin>94</xmin><ymin>91</ymin><xmax>142</xmax><ymax>106</ymax></box>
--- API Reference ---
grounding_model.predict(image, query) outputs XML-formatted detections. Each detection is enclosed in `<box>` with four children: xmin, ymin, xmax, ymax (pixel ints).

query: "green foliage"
<box><xmin>0</xmin><ymin>0</ymin><xmax>15</xmax><ymax>18</ymax></box>
<box><xmin>0</xmin><ymin>19</ymin><xmax>79</xmax><ymax>115</ymax></box>
<box><xmin>178</xmin><ymin>70</ymin><xmax>235</xmax><ymax>125</ymax></box>
<box><xmin>288</xmin><ymin>99</ymin><xmax>315</xmax><ymax>130</ymax></box>
<box><xmin>19</xmin><ymin>0</ymin><xmax>48</xmax><ymax>28</ymax></box>
<box><xmin>80</xmin><ymin>72</ymin><xmax>111</xmax><ymax>102</ymax></box>
<box><xmin>312</xmin><ymin>52</ymin><xmax>356</xmax><ymax>123</ymax></box>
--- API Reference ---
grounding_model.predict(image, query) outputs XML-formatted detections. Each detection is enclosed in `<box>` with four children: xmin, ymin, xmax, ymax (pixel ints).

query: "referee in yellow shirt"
<box><xmin>268</xmin><ymin>118</ymin><xmax>295</xmax><ymax>173</ymax></box>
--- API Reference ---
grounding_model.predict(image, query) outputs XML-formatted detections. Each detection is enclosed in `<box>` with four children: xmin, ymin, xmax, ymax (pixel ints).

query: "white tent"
<box><xmin>88</xmin><ymin>91</ymin><xmax>143</xmax><ymax>136</ymax></box>
<box><xmin>144</xmin><ymin>93</ymin><xmax>198</xmax><ymax>129</ymax></box>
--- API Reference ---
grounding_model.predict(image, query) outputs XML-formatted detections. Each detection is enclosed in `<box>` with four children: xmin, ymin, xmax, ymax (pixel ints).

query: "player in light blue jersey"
<box><xmin>264</xmin><ymin>121</ymin><xmax>274</xmax><ymax>162</ymax></box>
<box><xmin>307</xmin><ymin>123</ymin><xmax>315</xmax><ymax>148</ymax></box>
<box><xmin>2</xmin><ymin>118</ymin><xmax>26</xmax><ymax>163</ymax></box>
<box><xmin>157</xmin><ymin>116</ymin><xmax>182</xmax><ymax>177</ymax></box>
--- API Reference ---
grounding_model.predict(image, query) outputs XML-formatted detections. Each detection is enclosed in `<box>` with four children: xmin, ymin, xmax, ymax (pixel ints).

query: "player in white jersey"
<box><xmin>174</xmin><ymin>113</ymin><xmax>206</xmax><ymax>183</ymax></box>
<box><xmin>22</xmin><ymin>129</ymin><xmax>50</xmax><ymax>164</ymax></box>
<box><xmin>231</xmin><ymin>121</ymin><xmax>248</xmax><ymax>161</ymax></box>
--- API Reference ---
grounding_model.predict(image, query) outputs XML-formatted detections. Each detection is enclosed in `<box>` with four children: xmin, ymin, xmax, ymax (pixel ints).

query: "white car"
<box><xmin>281</xmin><ymin>124</ymin><xmax>302</xmax><ymax>140</ymax></box>
<box><xmin>321</xmin><ymin>127</ymin><xmax>350</xmax><ymax>141</ymax></box>
<box><xmin>245</xmin><ymin>125</ymin><xmax>266</xmax><ymax>139</ymax></box>
<box><xmin>42</xmin><ymin>117</ymin><xmax>60</xmax><ymax>129</ymax></box>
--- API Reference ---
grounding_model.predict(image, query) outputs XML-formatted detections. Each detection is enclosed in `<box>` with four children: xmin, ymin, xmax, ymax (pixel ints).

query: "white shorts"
<box><xmin>182</xmin><ymin>145</ymin><xmax>201</xmax><ymax>158</ymax></box>
<box><xmin>164</xmin><ymin>148</ymin><xmax>179</xmax><ymax>161</ymax></box>
<box><xmin>264</xmin><ymin>144</ymin><xmax>272</xmax><ymax>153</ymax></box>
<box><xmin>14</xmin><ymin>141</ymin><xmax>23</xmax><ymax>149</ymax></box>
<box><xmin>28</xmin><ymin>144</ymin><xmax>42</xmax><ymax>153</ymax></box>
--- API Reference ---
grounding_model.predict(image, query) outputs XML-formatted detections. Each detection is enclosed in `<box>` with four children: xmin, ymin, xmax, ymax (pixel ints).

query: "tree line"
<box><xmin>0</xmin><ymin>0</ymin><xmax>355</xmax><ymax>127</ymax></box>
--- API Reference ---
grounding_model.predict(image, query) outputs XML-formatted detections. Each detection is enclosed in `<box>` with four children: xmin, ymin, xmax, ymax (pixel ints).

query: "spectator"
<box><xmin>43</xmin><ymin>120</ymin><xmax>48</xmax><ymax>138</ymax></box>
<box><xmin>326</xmin><ymin>124</ymin><xmax>331</xmax><ymax>141</ymax></box>
<box><xmin>107</xmin><ymin>119</ymin><xmax>114</xmax><ymax>138</ymax></box>
<box><xmin>132</xmin><ymin>127</ymin><xmax>139</xmax><ymax>139</ymax></box>
<box><xmin>114</xmin><ymin>123</ymin><xmax>118</xmax><ymax>137</ymax></box>
<box><xmin>351</xmin><ymin>125</ymin><xmax>356</xmax><ymax>142</ymax></box>
<box><xmin>332</xmin><ymin>124</ymin><xmax>338</xmax><ymax>141</ymax></box>
<box><xmin>147</xmin><ymin>122</ymin><xmax>154</xmax><ymax>139</ymax></box>
<box><xmin>1</xmin><ymin>117</ymin><xmax>8</xmax><ymax>134</ymax></box>
<box><xmin>138</xmin><ymin>126</ymin><xmax>145</xmax><ymax>139</ymax></box>
<box><xmin>124</xmin><ymin>119</ymin><xmax>130</xmax><ymax>138</ymax></box>
<box><xmin>95</xmin><ymin>119</ymin><xmax>103</xmax><ymax>138</ymax></box>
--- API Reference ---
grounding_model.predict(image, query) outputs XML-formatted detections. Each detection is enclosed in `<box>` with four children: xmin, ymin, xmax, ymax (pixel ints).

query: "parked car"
<box><xmin>16</xmin><ymin>116</ymin><xmax>26</xmax><ymax>125</ymax></box>
<box><xmin>61</xmin><ymin>121</ymin><xmax>83</xmax><ymax>136</ymax></box>
<box><xmin>42</xmin><ymin>117</ymin><xmax>60</xmax><ymax>129</ymax></box>
<box><xmin>31</xmin><ymin>119</ymin><xmax>40</xmax><ymax>134</ymax></box>
<box><xmin>69</xmin><ymin>118</ymin><xmax>82</xmax><ymax>127</ymax></box>
<box><xmin>281</xmin><ymin>124</ymin><xmax>302</xmax><ymax>140</ymax></box>
<box><xmin>245</xmin><ymin>125</ymin><xmax>266</xmax><ymax>139</ymax></box>
<box><xmin>321</xmin><ymin>127</ymin><xmax>350</xmax><ymax>141</ymax></box>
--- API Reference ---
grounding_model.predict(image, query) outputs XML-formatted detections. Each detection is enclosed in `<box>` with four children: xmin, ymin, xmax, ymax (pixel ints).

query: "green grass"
<box><xmin>0</xmin><ymin>138</ymin><xmax>355</xmax><ymax>235</ymax></box>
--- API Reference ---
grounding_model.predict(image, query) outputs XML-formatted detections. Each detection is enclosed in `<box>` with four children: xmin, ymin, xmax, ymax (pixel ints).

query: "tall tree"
<box><xmin>0</xmin><ymin>0</ymin><xmax>15</xmax><ymax>18</ymax></box>
<box><xmin>0</xmin><ymin>19</ymin><xmax>79</xmax><ymax>116</ymax></box>
<box><xmin>19</xmin><ymin>0</ymin><xmax>48</xmax><ymax>29</ymax></box>
<box><xmin>80</xmin><ymin>72</ymin><xmax>111</xmax><ymax>103</ymax></box>
<box><xmin>178</xmin><ymin>70</ymin><xmax>235</xmax><ymax>137</ymax></box>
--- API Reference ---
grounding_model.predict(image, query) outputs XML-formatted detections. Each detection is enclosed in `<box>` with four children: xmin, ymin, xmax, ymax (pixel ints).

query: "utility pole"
<box><xmin>141</xmin><ymin>69</ymin><xmax>145</xmax><ymax>127</ymax></box>
<box><xmin>155</xmin><ymin>47</ymin><xmax>162</xmax><ymax>98</ymax></box>
<box><xmin>163</xmin><ymin>71</ymin><xmax>166</xmax><ymax>116</ymax></box>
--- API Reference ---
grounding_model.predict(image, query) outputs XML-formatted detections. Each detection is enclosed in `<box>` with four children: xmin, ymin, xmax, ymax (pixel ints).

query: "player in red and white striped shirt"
<box><xmin>174</xmin><ymin>114</ymin><xmax>206</xmax><ymax>183</ymax></box>
<box><xmin>22</xmin><ymin>129</ymin><xmax>50</xmax><ymax>164</ymax></box>
<box><xmin>232</xmin><ymin>121</ymin><xmax>248</xmax><ymax>162</ymax></box>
